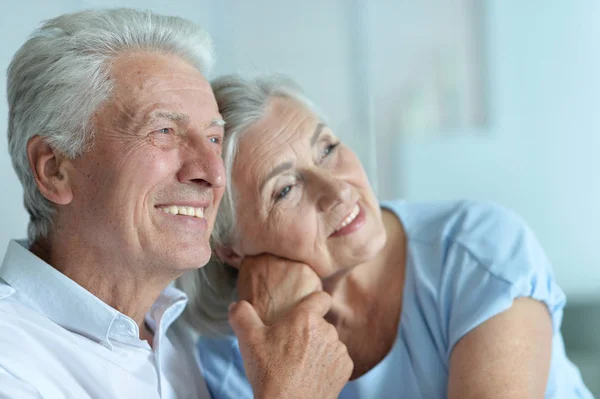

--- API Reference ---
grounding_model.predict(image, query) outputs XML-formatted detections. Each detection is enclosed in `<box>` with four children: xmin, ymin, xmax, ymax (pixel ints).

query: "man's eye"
<box><xmin>209</xmin><ymin>137</ymin><xmax>221</xmax><ymax>144</ymax></box>
<box><xmin>158</xmin><ymin>128</ymin><xmax>171</xmax><ymax>134</ymax></box>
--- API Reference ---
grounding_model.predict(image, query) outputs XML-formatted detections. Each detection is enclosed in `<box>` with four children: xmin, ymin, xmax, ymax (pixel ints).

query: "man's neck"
<box><xmin>30</xmin><ymin>236</ymin><xmax>171</xmax><ymax>332</ymax></box>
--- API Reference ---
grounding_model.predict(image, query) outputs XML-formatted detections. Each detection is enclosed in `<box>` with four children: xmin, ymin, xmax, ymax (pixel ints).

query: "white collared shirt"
<box><xmin>0</xmin><ymin>240</ymin><xmax>211</xmax><ymax>399</ymax></box>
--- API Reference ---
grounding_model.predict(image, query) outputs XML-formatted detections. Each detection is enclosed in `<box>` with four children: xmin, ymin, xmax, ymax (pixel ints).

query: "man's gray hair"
<box><xmin>176</xmin><ymin>74</ymin><xmax>324</xmax><ymax>336</ymax></box>
<box><xmin>7</xmin><ymin>8</ymin><xmax>215</xmax><ymax>240</ymax></box>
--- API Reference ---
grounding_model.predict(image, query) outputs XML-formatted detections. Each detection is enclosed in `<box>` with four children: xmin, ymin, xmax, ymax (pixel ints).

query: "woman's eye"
<box><xmin>276</xmin><ymin>185</ymin><xmax>292</xmax><ymax>201</ymax></box>
<box><xmin>158</xmin><ymin>128</ymin><xmax>172</xmax><ymax>134</ymax></box>
<box><xmin>209</xmin><ymin>137</ymin><xmax>221</xmax><ymax>144</ymax></box>
<box><xmin>322</xmin><ymin>142</ymin><xmax>339</xmax><ymax>159</ymax></box>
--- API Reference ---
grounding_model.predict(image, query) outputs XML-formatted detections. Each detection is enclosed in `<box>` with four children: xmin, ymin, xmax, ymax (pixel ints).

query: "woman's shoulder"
<box><xmin>382</xmin><ymin>199</ymin><xmax>525</xmax><ymax>240</ymax></box>
<box><xmin>386</xmin><ymin>200</ymin><xmax>566</xmax><ymax>354</ymax></box>
<box><xmin>382</xmin><ymin>200</ymin><xmax>536</xmax><ymax>267</ymax></box>
<box><xmin>382</xmin><ymin>199</ymin><xmax>561</xmax><ymax>295</ymax></box>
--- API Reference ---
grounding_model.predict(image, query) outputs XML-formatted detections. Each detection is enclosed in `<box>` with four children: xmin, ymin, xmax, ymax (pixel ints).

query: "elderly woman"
<box><xmin>176</xmin><ymin>75</ymin><xmax>592</xmax><ymax>398</ymax></box>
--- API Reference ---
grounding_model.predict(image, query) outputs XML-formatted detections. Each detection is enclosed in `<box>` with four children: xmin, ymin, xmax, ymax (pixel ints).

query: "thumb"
<box><xmin>293</xmin><ymin>290</ymin><xmax>332</xmax><ymax>318</ymax></box>
<box><xmin>228</xmin><ymin>300</ymin><xmax>264</xmax><ymax>339</ymax></box>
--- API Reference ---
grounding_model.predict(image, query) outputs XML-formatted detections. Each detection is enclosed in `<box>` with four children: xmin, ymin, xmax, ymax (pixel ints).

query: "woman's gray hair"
<box><xmin>176</xmin><ymin>74</ymin><xmax>324</xmax><ymax>336</ymax></box>
<box><xmin>7</xmin><ymin>8</ymin><xmax>215</xmax><ymax>241</ymax></box>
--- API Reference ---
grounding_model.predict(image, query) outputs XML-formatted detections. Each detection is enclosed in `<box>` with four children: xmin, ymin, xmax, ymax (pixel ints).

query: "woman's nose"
<box><xmin>314</xmin><ymin>172</ymin><xmax>352</xmax><ymax>212</ymax></box>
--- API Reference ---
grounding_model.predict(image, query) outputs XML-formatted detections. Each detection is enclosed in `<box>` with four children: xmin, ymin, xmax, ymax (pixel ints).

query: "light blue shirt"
<box><xmin>197</xmin><ymin>200</ymin><xmax>593</xmax><ymax>398</ymax></box>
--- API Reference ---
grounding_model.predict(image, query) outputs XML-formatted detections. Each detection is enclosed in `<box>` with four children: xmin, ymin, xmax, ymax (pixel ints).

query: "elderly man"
<box><xmin>0</xmin><ymin>8</ymin><xmax>351</xmax><ymax>398</ymax></box>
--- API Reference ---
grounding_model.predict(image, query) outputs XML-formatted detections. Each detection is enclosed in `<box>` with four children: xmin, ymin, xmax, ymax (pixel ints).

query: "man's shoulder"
<box><xmin>0</xmin><ymin>292</ymin><xmax>100</xmax><ymax>397</ymax></box>
<box><xmin>0</xmin><ymin>289</ymin><xmax>80</xmax><ymax>365</ymax></box>
<box><xmin>0</xmin><ymin>292</ymin><xmax>55</xmax><ymax>351</ymax></box>
<box><xmin>0</xmin><ymin>284</ymin><xmax>44</xmax><ymax>319</ymax></box>
<box><xmin>0</xmin><ymin>294</ymin><xmax>53</xmax><ymax>384</ymax></box>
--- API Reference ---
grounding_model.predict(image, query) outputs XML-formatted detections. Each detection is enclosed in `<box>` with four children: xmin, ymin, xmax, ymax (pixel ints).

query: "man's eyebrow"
<box><xmin>210</xmin><ymin>117</ymin><xmax>226</xmax><ymax>127</ymax></box>
<box><xmin>310</xmin><ymin>123</ymin><xmax>326</xmax><ymax>146</ymax></box>
<box><xmin>144</xmin><ymin>113</ymin><xmax>225</xmax><ymax>132</ymax></box>
<box><xmin>152</xmin><ymin>111</ymin><xmax>190</xmax><ymax>123</ymax></box>
<box><xmin>260</xmin><ymin>161</ymin><xmax>294</xmax><ymax>192</ymax></box>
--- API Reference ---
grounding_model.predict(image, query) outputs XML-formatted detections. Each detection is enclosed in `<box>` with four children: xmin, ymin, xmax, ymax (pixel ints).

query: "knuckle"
<box><xmin>305</xmin><ymin>310</ymin><xmax>321</xmax><ymax>324</ymax></box>
<box><xmin>322</xmin><ymin>322</ymin><xmax>339</xmax><ymax>340</ymax></box>
<box><xmin>300</xmin><ymin>264</ymin><xmax>317</xmax><ymax>278</ymax></box>
<box><xmin>343</xmin><ymin>361</ymin><xmax>353</xmax><ymax>379</ymax></box>
<box><xmin>336</xmin><ymin>342</ymin><xmax>347</xmax><ymax>357</ymax></box>
<box><xmin>290</xmin><ymin>308</ymin><xmax>311</xmax><ymax>327</ymax></box>
<box><xmin>338</xmin><ymin>346</ymin><xmax>353</xmax><ymax>372</ymax></box>
<box><xmin>313</xmin><ymin>290</ymin><xmax>328</xmax><ymax>301</ymax></box>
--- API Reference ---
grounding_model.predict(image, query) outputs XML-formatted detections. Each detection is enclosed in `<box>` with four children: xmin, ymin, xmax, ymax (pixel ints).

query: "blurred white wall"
<box><xmin>1</xmin><ymin>0</ymin><xmax>599</xmax><ymax>301</ymax></box>
<box><xmin>397</xmin><ymin>1</ymin><xmax>600</xmax><ymax>300</ymax></box>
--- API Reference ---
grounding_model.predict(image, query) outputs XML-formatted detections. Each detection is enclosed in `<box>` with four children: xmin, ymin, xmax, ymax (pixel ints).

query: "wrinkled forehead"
<box><xmin>232</xmin><ymin>97</ymin><xmax>320</xmax><ymax>187</ymax></box>
<box><xmin>101</xmin><ymin>52</ymin><xmax>217</xmax><ymax>124</ymax></box>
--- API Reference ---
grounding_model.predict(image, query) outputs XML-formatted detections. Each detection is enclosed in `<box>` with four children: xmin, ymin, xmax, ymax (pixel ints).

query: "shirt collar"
<box><xmin>145</xmin><ymin>284</ymin><xmax>188</xmax><ymax>336</ymax></box>
<box><xmin>0</xmin><ymin>239</ymin><xmax>188</xmax><ymax>350</ymax></box>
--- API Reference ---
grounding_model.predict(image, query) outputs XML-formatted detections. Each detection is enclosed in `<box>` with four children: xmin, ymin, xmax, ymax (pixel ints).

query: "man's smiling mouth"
<box><xmin>156</xmin><ymin>205</ymin><xmax>205</xmax><ymax>218</ymax></box>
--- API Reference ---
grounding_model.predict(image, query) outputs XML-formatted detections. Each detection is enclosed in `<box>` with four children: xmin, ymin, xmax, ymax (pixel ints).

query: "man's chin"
<box><xmin>176</xmin><ymin>252</ymin><xmax>212</xmax><ymax>271</ymax></box>
<box><xmin>152</xmin><ymin>245</ymin><xmax>212</xmax><ymax>275</ymax></box>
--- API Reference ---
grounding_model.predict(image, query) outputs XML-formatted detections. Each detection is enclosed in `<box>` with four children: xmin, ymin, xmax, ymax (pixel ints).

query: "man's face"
<box><xmin>63</xmin><ymin>52</ymin><xmax>225</xmax><ymax>275</ymax></box>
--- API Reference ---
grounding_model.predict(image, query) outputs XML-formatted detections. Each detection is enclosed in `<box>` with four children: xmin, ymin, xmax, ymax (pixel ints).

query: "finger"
<box><xmin>293</xmin><ymin>290</ymin><xmax>332</xmax><ymax>318</ymax></box>
<box><xmin>228</xmin><ymin>300</ymin><xmax>264</xmax><ymax>338</ymax></box>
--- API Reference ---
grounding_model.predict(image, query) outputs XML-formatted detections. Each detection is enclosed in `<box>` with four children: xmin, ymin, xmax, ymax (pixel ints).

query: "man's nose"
<box><xmin>177</xmin><ymin>135</ymin><xmax>225</xmax><ymax>189</ymax></box>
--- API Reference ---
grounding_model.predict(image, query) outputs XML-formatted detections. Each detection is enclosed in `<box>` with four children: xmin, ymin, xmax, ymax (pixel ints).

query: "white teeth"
<box><xmin>157</xmin><ymin>205</ymin><xmax>205</xmax><ymax>219</ymax></box>
<box><xmin>335</xmin><ymin>204</ymin><xmax>360</xmax><ymax>232</ymax></box>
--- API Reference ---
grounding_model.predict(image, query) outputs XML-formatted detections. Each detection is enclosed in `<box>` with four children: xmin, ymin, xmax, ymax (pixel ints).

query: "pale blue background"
<box><xmin>0</xmin><ymin>0</ymin><xmax>598</xmax><ymax>393</ymax></box>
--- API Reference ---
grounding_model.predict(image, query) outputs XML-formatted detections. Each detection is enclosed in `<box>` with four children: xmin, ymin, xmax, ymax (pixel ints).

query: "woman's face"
<box><xmin>229</xmin><ymin>96</ymin><xmax>386</xmax><ymax>278</ymax></box>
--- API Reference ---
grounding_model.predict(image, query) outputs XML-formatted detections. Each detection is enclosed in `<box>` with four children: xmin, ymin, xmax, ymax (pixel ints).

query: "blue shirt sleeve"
<box><xmin>439</xmin><ymin>203</ymin><xmax>566</xmax><ymax>356</ymax></box>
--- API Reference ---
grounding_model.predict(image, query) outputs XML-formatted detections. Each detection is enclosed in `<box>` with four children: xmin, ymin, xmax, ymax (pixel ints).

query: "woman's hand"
<box><xmin>236</xmin><ymin>254</ymin><xmax>323</xmax><ymax>325</ymax></box>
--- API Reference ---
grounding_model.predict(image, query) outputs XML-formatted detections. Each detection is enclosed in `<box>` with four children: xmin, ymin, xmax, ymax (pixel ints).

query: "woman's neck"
<box><xmin>324</xmin><ymin>208</ymin><xmax>407</xmax><ymax>379</ymax></box>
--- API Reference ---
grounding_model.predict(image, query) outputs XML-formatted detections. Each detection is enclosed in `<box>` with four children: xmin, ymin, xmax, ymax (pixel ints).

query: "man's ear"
<box><xmin>26</xmin><ymin>136</ymin><xmax>73</xmax><ymax>205</ymax></box>
<box><xmin>214</xmin><ymin>244</ymin><xmax>243</xmax><ymax>269</ymax></box>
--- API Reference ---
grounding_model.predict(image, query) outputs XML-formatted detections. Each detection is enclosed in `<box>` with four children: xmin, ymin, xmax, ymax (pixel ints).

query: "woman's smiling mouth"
<box><xmin>331</xmin><ymin>203</ymin><xmax>365</xmax><ymax>237</ymax></box>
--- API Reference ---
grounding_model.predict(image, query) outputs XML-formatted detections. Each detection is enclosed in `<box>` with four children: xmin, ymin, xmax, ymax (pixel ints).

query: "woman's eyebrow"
<box><xmin>260</xmin><ymin>162</ymin><xmax>293</xmax><ymax>192</ymax></box>
<box><xmin>310</xmin><ymin>123</ymin><xmax>326</xmax><ymax>147</ymax></box>
<box><xmin>259</xmin><ymin>123</ymin><xmax>326</xmax><ymax>193</ymax></box>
